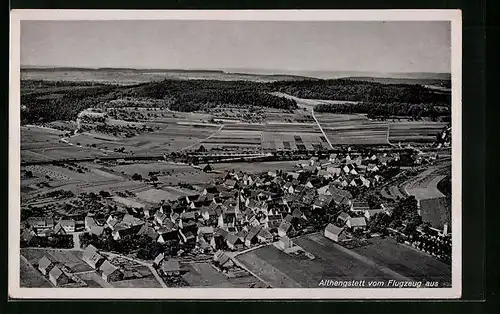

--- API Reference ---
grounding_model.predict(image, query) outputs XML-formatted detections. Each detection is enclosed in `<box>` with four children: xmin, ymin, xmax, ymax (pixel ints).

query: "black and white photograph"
<box><xmin>9</xmin><ymin>10</ymin><xmax>462</xmax><ymax>299</ymax></box>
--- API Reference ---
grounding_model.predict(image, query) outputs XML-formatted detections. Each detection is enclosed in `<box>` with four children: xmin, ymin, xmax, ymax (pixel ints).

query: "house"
<box><xmin>106</xmin><ymin>215</ymin><xmax>120</xmax><ymax>230</ymax></box>
<box><xmin>154</xmin><ymin>211</ymin><xmax>169</xmax><ymax>226</ymax></box>
<box><xmin>153</xmin><ymin>253</ymin><xmax>165</xmax><ymax>267</ymax></box>
<box><xmin>197</xmin><ymin>226</ymin><xmax>214</xmax><ymax>241</ymax></box>
<box><xmin>55</xmin><ymin>219</ymin><xmax>76</xmax><ymax>234</ymax></box>
<box><xmin>364</xmin><ymin>209</ymin><xmax>386</xmax><ymax>221</ymax></box>
<box><xmin>203</xmin><ymin>185</ymin><xmax>219</xmax><ymax>195</ymax></box>
<box><xmin>306</xmin><ymin>177</ymin><xmax>323</xmax><ymax>189</ymax></box>
<box><xmin>37</xmin><ymin>256</ymin><xmax>55</xmax><ymax>275</ymax></box>
<box><xmin>244</xmin><ymin>226</ymin><xmax>261</xmax><ymax>247</ymax></box>
<box><xmin>277</xmin><ymin>236</ymin><xmax>293</xmax><ymax>250</ymax></box>
<box><xmin>326</xmin><ymin>166</ymin><xmax>342</xmax><ymax>176</ymax></box>
<box><xmin>85</xmin><ymin>215</ymin><xmax>97</xmax><ymax>231</ymax></box>
<box><xmin>337</xmin><ymin>212</ymin><xmax>351</xmax><ymax>225</ymax></box>
<box><xmin>48</xmin><ymin>266</ymin><xmax>70</xmax><ymax>286</ymax></box>
<box><xmin>278</xmin><ymin>221</ymin><xmax>293</xmax><ymax>237</ymax></box>
<box><xmin>89</xmin><ymin>225</ymin><xmax>105</xmax><ymax>236</ymax></box>
<box><xmin>137</xmin><ymin>223</ymin><xmax>159</xmax><ymax>241</ymax></box>
<box><xmin>157</xmin><ymin>226</ymin><xmax>178</xmax><ymax>244</ymax></box>
<box><xmin>53</xmin><ymin>223</ymin><xmax>67</xmax><ymax>235</ymax></box>
<box><xmin>143</xmin><ymin>208</ymin><xmax>157</xmax><ymax>219</ymax></box>
<box><xmin>223</xmin><ymin>179</ymin><xmax>238</xmax><ymax>189</ymax></box>
<box><xmin>99</xmin><ymin>260</ymin><xmax>123</xmax><ymax>282</ymax></box>
<box><xmin>346</xmin><ymin>217</ymin><xmax>367</xmax><ymax>231</ymax></box>
<box><xmin>178</xmin><ymin>229</ymin><xmax>196</xmax><ymax>245</ymax></box>
<box><xmin>210</xmin><ymin>229</ymin><xmax>228</xmax><ymax>251</ymax></box>
<box><xmin>82</xmin><ymin>244</ymin><xmax>105</xmax><ymax>269</ymax></box>
<box><xmin>161</xmin><ymin>260</ymin><xmax>181</xmax><ymax>276</ymax></box>
<box><xmin>324</xmin><ymin>224</ymin><xmax>347</xmax><ymax>242</ymax></box>
<box><xmin>350</xmin><ymin>202</ymin><xmax>370</xmax><ymax>213</ymax></box>
<box><xmin>203</xmin><ymin>164</ymin><xmax>213</xmax><ymax>172</ymax></box>
<box><xmin>112</xmin><ymin>222</ymin><xmax>143</xmax><ymax>240</ymax></box>
<box><xmin>21</xmin><ymin>229</ymin><xmax>36</xmax><ymax>244</ymax></box>
<box><xmin>225</xmin><ymin>232</ymin><xmax>244</xmax><ymax>250</ymax></box>
<box><xmin>27</xmin><ymin>217</ymin><xmax>55</xmax><ymax>231</ymax></box>
<box><xmin>257</xmin><ymin>228</ymin><xmax>273</xmax><ymax>243</ymax></box>
<box><xmin>213</xmin><ymin>250</ymin><xmax>234</xmax><ymax>269</ymax></box>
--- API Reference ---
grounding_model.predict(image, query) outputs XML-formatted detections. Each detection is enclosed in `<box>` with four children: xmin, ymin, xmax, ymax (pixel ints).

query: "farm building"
<box><xmin>27</xmin><ymin>217</ymin><xmax>55</xmax><ymax>231</ymax></box>
<box><xmin>82</xmin><ymin>244</ymin><xmax>106</xmax><ymax>269</ymax></box>
<box><xmin>337</xmin><ymin>212</ymin><xmax>351</xmax><ymax>225</ymax></box>
<box><xmin>213</xmin><ymin>250</ymin><xmax>234</xmax><ymax>269</ymax></box>
<box><xmin>278</xmin><ymin>220</ymin><xmax>294</xmax><ymax>237</ymax></box>
<box><xmin>48</xmin><ymin>266</ymin><xmax>70</xmax><ymax>286</ymax></box>
<box><xmin>161</xmin><ymin>260</ymin><xmax>181</xmax><ymax>276</ymax></box>
<box><xmin>99</xmin><ymin>260</ymin><xmax>123</xmax><ymax>282</ymax></box>
<box><xmin>350</xmin><ymin>202</ymin><xmax>370</xmax><ymax>213</ymax></box>
<box><xmin>277</xmin><ymin>236</ymin><xmax>293</xmax><ymax>250</ymax></box>
<box><xmin>153</xmin><ymin>253</ymin><xmax>165</xmax><ymax>267</ymax></box>
<box><xmin>37</xmin><ymin>256</ymin><xmax>55</xmax><ymax>275</ymax></box>
<box><xmin>346</xmin><ymin>217</ymin><xmax>367</xmax><ymax>231</ymax></box>
<box><xmin>55</xmin><ymin>219</ymin><xmax>76</xmax><ymax>233</ymax></box>
<box><xmin>324</xmin><ymin>224</ymin><xmax>346</xmax><ymax>243</ymax></box>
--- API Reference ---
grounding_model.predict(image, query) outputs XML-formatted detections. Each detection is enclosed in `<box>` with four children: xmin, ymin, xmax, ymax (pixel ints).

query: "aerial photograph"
<box><xmin>18</xmin><ymin>19</ymin><xmax>453</xmax><ymax>289</ymax></box>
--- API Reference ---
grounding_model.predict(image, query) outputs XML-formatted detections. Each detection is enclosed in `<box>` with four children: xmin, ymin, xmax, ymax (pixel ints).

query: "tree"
<box><xmin>132</xmin><ymin>173</ymin><xmax>143</xmax><ymax>181</ymax></box>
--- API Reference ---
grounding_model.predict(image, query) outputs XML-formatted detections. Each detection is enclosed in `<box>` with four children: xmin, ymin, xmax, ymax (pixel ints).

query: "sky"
<box><xmin>21</xmin><ymin>20</ymin><xmax>451</xmax><ymax>73</ymax></box>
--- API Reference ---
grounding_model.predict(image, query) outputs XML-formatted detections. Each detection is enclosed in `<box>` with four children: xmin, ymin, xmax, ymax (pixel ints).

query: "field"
<box><xmin>404</xmin><ymin>165</ymin><xmax>449</xmax><ymax>200</ymax></box>
<box><xmin>389</xmin><ymin>122</ymin><xmax>448</xmax><ymax>143</ymax></box>
<box><xmin>315</xmin><ymin>113</ymin><xmax>389</xmax><ymax>145</ymax></box>
<box><xmin>351</xmin><ymin>237</ymin><xmax>451</xmax><ymax>286</ymax></box>
<box><xmin>181</xmin><ymin>262</ymin><xmax>235</xmax><ymax>288</ymax></box>
<box><xmin>21</xmin><ymin>69</ymin><xmax>308</xmax><ymax>85</ymax></box>
<box><xmin>21</xmin><ymin>248</ymin><xmax>93</xmax><ymax>273</ymax></box>
<box><xmin>112</xmin><ymin>277</ymin><xmax>162</xmax><ymax>288</ymax></box>
<box><xmin>20</xmin><ymin>256</ymin><xmax>53</xmax><ymax>287</ymax></box>
<box><xmin>238</xmin><ymin>233</ymin><xmax>396</xmax><ymax>288</ymax></box>
<box><xmin>237</xmin><ymin>233</ymin><xmax>450</xmax><ymax>288</ymax></box>
<box><xmin>135</xmin><ymin>188</ymin><xmax>193</xmax><ymax>203</ymax></box>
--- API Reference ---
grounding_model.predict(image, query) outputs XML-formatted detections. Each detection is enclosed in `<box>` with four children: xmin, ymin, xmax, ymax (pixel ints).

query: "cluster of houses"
<box><xmin>22</xmin><ymin>216</ymin><xmax>79</xmax><ymax>238</ymax></box>
<box><xmin>37</xmin><ymin>255</ymin><xmax>73</xmax><ymax>286</ymax></box>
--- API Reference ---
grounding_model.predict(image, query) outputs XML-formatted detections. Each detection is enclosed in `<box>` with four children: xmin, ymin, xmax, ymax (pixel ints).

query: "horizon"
<box><xmin>21</xmin><ymin>20</ymin><xmax>451</xmax><ymax>74</ymax></box>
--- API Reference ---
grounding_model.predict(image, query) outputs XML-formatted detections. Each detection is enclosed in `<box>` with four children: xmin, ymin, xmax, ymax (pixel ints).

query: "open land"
<box><xmin>19</xmin><ymin>71</ymin><xmax>452</xmax><ymax>289</ymax></box>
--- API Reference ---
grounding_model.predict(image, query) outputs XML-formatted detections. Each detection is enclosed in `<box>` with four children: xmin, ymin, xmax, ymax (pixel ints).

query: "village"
<box><xmin>20</xmin><ymin>148</ymin><xmax>452</xmax><ymax>287</ymax></box>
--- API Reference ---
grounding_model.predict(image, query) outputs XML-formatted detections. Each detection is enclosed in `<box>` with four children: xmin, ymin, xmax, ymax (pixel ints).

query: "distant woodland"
<box><xmin>20</xmin><ymin>78</ymin><xmax>451</xmax><ymax>124</ymax></box>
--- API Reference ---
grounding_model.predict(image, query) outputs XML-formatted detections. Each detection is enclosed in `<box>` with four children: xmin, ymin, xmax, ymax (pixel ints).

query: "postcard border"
<box><xmin>9</xmin><ymin>9</ymin><xmax>462</xmax><ymax>299</ymax></box>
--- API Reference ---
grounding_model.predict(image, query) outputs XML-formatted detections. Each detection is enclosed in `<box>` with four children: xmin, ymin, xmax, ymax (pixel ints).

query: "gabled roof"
<box><xmin>99</xmin><ymin>260</ymin><xmax>120</xmax><ymax>276</ymax></box>
<box><xmin>257</xmin><ymin>228</ymin><xmax>273</xmax><ymax>239</ymax></box>
<box><xmin>38</xmin><ymin>256</ymin><xmax>54</xmax><ymax>270</ymax></box>
<box><xmin>278</xmin><ymin>220</ymin><xmax>292</xmax><ymax>232</ymax></box>
<box><xmin>325</xmin><ymin>223</ymin><xmax>344</xmax><ymax>236</ymax></box>
<box><xmin>348</xmin><ymin>217</ymin><xmax>367</xmax><ymax>227</ymax></box>
<box><xmin>48</xmin><ymin>265</ymin><xmax>67</xmax><ymax>282</ymax></box>
<box><xmin>338</xmin><ymin>212</ymin><xmax>351</xmax><ymax>221</ymax></box>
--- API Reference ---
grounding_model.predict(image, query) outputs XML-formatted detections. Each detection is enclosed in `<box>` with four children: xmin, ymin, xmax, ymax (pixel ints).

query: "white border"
<box><xmin>9</xmin><ymin>9</ymin><xmax>462</xmax><ymax>299</ymax></box>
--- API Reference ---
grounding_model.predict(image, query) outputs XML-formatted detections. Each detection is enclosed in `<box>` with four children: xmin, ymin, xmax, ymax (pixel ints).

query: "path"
<box><xmin>103</xmin><ymin>251</ymin><xmax>167</xmax><ymax>288</ymax></box>
<box><xmin>72</xmin><ymin>232</ymin><xmax>82</xmax><ymax>250</ymax></box>
<box><xmin>176</xmin><ymin>124</ymin><xmax>225</xmax><ymax>152</ymax></box>
<box><xmin>311</xmin><ymin>107</ymin><xmax>334</xmax><ymax>150</ymax></box>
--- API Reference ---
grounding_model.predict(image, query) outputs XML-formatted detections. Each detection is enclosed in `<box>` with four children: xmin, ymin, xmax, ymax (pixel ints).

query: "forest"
<box><xmin>270</xmin><ymin>79</ymin><xmax>450</xmax><ymax>105</ymax></box>
<box><xmin>314</xmin><ymin>102</ymin><xmax>450</xmax><ymax>119</ymax></box>
<box><xmin>20</xmin><ymin>78</ymin><xmax>451</xmax><ymax>124</ymax></box>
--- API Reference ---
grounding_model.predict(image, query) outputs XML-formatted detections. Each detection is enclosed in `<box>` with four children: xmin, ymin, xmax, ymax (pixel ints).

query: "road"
<box><xmin>103</xmin><ymin>251</ymin><xmax>167</xmax><ymax>288</ymax></box>
<box><xmin>177</xmin><ymin>124</ymin><xmax>225</xmax><ymax>152</ymax></box>
<box><xmin>311</xmin><ymin>107</ymin><xmax>334</xmax><ymax>150</ymax></box>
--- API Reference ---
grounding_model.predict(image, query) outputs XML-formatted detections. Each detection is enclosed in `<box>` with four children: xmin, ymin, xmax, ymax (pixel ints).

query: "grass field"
<box><xmin>181</xmin><ymin>262</ymin><xmax>235</xmax><ymax>288</ymax></box>
<box><xmin>238</xmin><ymin>233</ymin><xmax>393</xmax><ymax>288</ymax></box>
<box><xmin>389</xmin><ymin>122</ymin><xmax>447</xmax><ymax>143</ymax></box>
<box><xmin>351</xmin><ymin>237</ymin><xmax>451</xmax><ymax>286</ymax></box>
